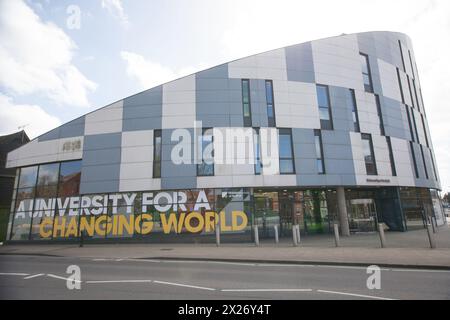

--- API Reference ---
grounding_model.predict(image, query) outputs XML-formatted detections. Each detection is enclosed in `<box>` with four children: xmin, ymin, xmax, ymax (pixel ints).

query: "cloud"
<box><xmin>0</xmin><ymin>94</ymin><xmax>61</xmax><ymax>139</ymax></box>
<box><xmin>0</xmin><ymin>0</ymin><xmax>97</xmax><ymax>107</ymax></box>
<box><xmin>121</xmin><ymin>51</ymin><xmax>204</xmax><ymax>89</ymax></box>
<box><xmin>101</xmin><ymin>0</ymin><xmax>128</xmax><ymax>26</ymax></box>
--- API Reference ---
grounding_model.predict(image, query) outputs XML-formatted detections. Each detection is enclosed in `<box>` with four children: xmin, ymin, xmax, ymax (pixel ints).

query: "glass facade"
<box><xmin>360</xmin><ymin>53</ymin><xmax>373</xmax><ymax>92</ymax></box>
<box><xmin>361</xmin><ymin>134</ymin><xmax>377</xmax><ymax>176</ymax></box>
<box><xmin>265</xmin><ymin>80</ymin><xmax>276</xmax><ymax>127</ymax></box>
<box><xmin>242</xmin><ymin>79</ymin><xmax>252</xmax><ymax>127</ymax></box>
<box><xmin>348</xmin><ymin>89</ymin><xmax>360</xmax><ymax>132</ymax></box>
<box><xmin>316</xmin><ymin>85</ymin><xmax>333</xmax><ymax>130</ymax></box>
<box><xmin>278</xmin><ymin>129</ymin><xmax>295</xmax><ymax>174</ymax></box>
<box><xmin>153</xmin><ymin>129</ymin><xmax>162</xmax><ymax>178</ymax></box>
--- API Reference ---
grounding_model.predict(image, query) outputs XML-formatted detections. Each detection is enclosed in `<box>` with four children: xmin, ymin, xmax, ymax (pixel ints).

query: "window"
<box><xmin>36</xmin><ymin>163</ymin><xmax>59</xmax><ymax>198</ymax></box>
<box><xmin>265</xmin><ymin>80</ymin><xmax>276</xmax><ymax>127</ymax></box>
<box><xmin>420</xmin><ymin>145</ymin><xmax>429</xmax><ymax>180</ymax></box>
<box><xmin>405</xmin><ymin>106</ymin><xmax>415</xmax><ymax>142</ymax></box>
<box><xmin>197</xmin><ymin>128</ymin><xmax>214</xmax><ymax>176</ymax></box>
<box><xmin>278</xmin><ymin>129</ymin><xmax>295</xmax><ymax>174</ymax></box>
<box><xmin>348</xmin><ymin>89</ymin><xmax>360</xmax><ymax>132</ymax></box>
<box><xmin>314</xmin><ymin>130</ymin><xmax>325</xmax><ymax>174</ymax></box>
<box><xmin>409</xmin><ymin>141</ymin><xmax>419</xmax><ymax>179</ymax></box>
<box><xmin>410</xmin><ymin>108</ymin><xmax>420</xmax><ymax>144</ymax></box>
<box><xmin>360</xmin><ymin>53</ymin><xmax>373</xmax><ymax>92</ymax></box>
<box><xmin>242</xmin><ymin>79</ymin><xmax>252</xmax><ymax>127</ymax></box>
<box><xmin>361</xmin><ymin>134</ymin><xmax>377</xmax><ymax>176</ymax></box>
<box><xmin>412</xmin><ymin>79</ymin><xmax>420</xmax><ymax>112</ymax></box>
<box><xmin>58</xmin><ymin>160</ymin><xmax>82</xmax><ymax>197</ymax></box>
<box><xmin>153</xmin><ymin>130</ymin><xmax>162</xmax><ymax>178</ymax></box>
<box><xmin>396</xmin><ymin>68</ymin><xmax>405</xmax><ymax>104</ymax></box>
<box><xmin>386</xmin><ymin>137</ymin><xmax>397</xmax><ymax>177</ymax></box>
<box><xmin>407</xmin><ymin>75</ymin><xmax>415</xmax><ymax>108</ymax></box>
<box><xmin>375</xmin><ymin>95</ymin><xmax>385</xmax><ymax>136</ymax></box>
<box><xmin>399</xmin><ymin>40</ymin><xmax>406</xmax><ymax>72</ymax></box>
<box><xmin>253</xmin><ymin>128</ymin><xmax>262</xmax><ymax>175</ymax></box>
<box><xmin>316</xmin><ymin>85</ymin><xmax>333</xmax><ymax>130</ymax></box>
<box><xmin>420</xmin><ymin>114</ymin><xmax>429</xmax><ymax>148</ymax></box>
<box><xmin>429</xmin><ymin>150</ymin><xmax>438</xmax><ymax>181</ymax></box>
<box><xmin>408</xmin><ymin>50</ymin><xmax>416</xmax><ymax>79</ymax></box>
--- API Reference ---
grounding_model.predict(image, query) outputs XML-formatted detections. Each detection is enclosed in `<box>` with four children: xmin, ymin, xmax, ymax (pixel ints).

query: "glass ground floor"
<box><xmin>6</xmin><ymin>186</ymin><xmax>446</xmax><ymax>244</ymax></box>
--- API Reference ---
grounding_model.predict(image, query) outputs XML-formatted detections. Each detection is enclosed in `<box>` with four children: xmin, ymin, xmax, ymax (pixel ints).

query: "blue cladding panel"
<box><xmin>286</xmin><ymin>42</ymin><xmax>315</xmax><ymax>83</ymax></box>
<box><xmin>123</xmin><ymin>86</ymin><xmax>162</xmax><ymax>131</ymax></box>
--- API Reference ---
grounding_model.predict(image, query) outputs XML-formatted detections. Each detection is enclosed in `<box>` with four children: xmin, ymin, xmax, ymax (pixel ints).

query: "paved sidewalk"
<box><xmin>1</xmin><ymin>226</ymin><xmax>449</xmax><ymax>269</ymax></box>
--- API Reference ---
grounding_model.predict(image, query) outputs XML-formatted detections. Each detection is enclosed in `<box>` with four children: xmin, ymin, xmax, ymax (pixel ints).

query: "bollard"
<box><xmin>426</xmin><ymin>224</ymin><xmax>437</xmax><ymax>249</ymax></box>
<box><xmin>274</xmin><ymin>225</ymin><xmax>279</xmax><ymax>244</ymax></box>
<box><xmin>215</xmin><ymin>224</ymin><xmax>221</xmax><ymax>247</ymax></box>
<box><xmin>296</xmin><ymin>225</ymin><xmax>301</xmax><ymax>245</ymax></box>
<box><xmin>333</xmin><ymin>224</ymin><xmax>340</xmax><ymax>247</ymax></box>
<box><xmin>378</xmin><ymin>223</ymin><xmax>387</xmax><ymax>248</ymax></box>
<box><xmin>292</xmin><ymin>225</ymin><xmax>298</xmax><ymax>247</ymax></box>
<box><xmin>254</xmin><ymin>225</ymin><xmax>260</xmax><ymax>247</ymax></box>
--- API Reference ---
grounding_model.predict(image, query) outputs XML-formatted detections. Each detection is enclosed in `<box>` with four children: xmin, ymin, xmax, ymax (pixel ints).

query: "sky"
<box><xmin>0</xmin><ymin>0</ymin><xmax>449</xmax><ymax>192</ymax></box>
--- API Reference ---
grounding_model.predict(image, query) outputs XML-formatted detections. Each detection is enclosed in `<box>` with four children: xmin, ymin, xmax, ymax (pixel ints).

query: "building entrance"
<box><xmin>348</xmin><ymin>199</ymin><xmax>377</xmax><ymax>233</ymax></box>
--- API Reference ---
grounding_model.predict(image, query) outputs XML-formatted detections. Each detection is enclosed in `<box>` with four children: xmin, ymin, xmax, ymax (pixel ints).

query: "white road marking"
<box><xmin>153</xmin><ymin>280</ymin><xmax>216</xmax><ymax>291</ymax></box>
<box><xmin>317</xmin><ymin>290</ymin><xmax>395</xmax><ymax>300</ymax></box>
<box><xmin>24</xmin><ymin>273</ymin><xmax>44</xmax><ymax>280</ymax></box>
<box><xmin>256</xmin><ymin>264</ymin><xmax>316</xmax><ymax>268</ymax></box>
<box><xmin>221</xmin><ymin>288</ymin><xmax>313</xmax><ymax>292</ymax></box>
<box><xmin>0</xmin><ymin>272</ymin><xmax>29</xmax><ymax>276</ymax></box>
<box><xmin>86</xmin><ymin>280</ymin><xmax>152</xmax><ymax>284</ymax></box>
<box><xmin>316</xmin><ymin>265</ymin><xmax>390</xmax><ymax>271</ymax></box>
<box><xmin>46</xmin><ymin>274</ymin><xmax>82</xmax><ymax>283</ymax></box>
<box><xmin>122</xmin><ymin>259</ymin><xmax>161</xmax><ymax>263</ymax></box>
<box><xmin>391</xmin><ymin>269</ymin><xmax>450</xmax><ymax>274</ymax></box>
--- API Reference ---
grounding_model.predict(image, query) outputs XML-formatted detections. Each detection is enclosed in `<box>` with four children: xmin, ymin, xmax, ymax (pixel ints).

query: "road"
<box><xmin>0</xmin><ymin>255</ymin><xmax>449</xmax><ymax>300</ymax></box>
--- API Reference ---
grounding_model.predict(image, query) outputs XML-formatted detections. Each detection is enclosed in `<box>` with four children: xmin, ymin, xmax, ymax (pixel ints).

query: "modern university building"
<box><xmin>4</xmin><ymin>31</ymin><xmax>446</xmax><ymax>244</ymax></box>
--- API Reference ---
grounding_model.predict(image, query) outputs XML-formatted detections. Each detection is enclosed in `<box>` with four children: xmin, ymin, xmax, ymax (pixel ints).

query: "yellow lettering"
<box><xmin>232</xmin><ymin>211</ymin><xmax>248</xmax><ymax>231</ymax></box>
<box><xmin>118</xmin><ymin>215</ymin><xmax>134</xmax><ymax>235</ymax></box>
<box><xmin>53</xmin><ymin>217</ymin><xmax>66</xmax><ymax>238</ymax></box>
<box><xmin>39</xmin><ymin>218</ymin><xmax>53</xmax><ymax>238</ymax></box>
<box><xmin>205</xmin><ymin>212</ymin><xmax>217</xmax><ymax>232</ymax></box>
<box><xmin>65</xmin><ymin>217</ymin><xmax>78</xmax><ymax>237</ymax></box>
<box><xmin>177</xmin><ymin>213</ymin><xmax>186</xmax><ymax>233</ymax></box>
<box><xmin>135</xmin><ymin>214</ymin><xmax>153</xmax><ymax>234</ymax></box>
<box><xmin>220</xmin><ymin>211</ymin><xmax>232</xmax><ymax>232</ymax></box>
<box><xmin>184</xmin><ymin>212</ymin><xmax>204</xmax><ymax>233</ymax></box>
<box><xmin>95</xmin><ymin>215</ymin><xmax>108</xmax><ymax>236</ymax></box>
<box><xmin>79</xmin><ymin>216</ymin><xmax>95</xmax><ymax>236</ymax></box>
<box><xmin>160</xmin><ymin>213</ymin><xmax>178</xmax><ymax>234</ymax></box>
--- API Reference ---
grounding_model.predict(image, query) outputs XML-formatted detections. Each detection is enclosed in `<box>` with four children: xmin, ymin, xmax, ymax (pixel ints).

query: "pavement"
<box><xmin>1</xmin><ymin>255</ymin><xmax>450</xmax><ymax>300</ymax></box>
<box><xmin>1</xmin><ymin>226</ymin><xmax>450</xmax><ymax>269</ymax></box>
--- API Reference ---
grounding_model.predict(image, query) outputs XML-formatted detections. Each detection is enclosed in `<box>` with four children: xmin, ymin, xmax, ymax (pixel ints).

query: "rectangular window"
<box><xmin>420</xmin><ymin>145</ymin><xmax>429</xmax><ymax>180</ymax></box>
<box><xmin>410</xmin><ymin>141</ymin><xmax>419</xmax><ymax>179</ymax></box>
<box><xmin>253</xmin><ymin>128</ymin><xmax>261</xmax><ymax>175</ymax></box>
<box><xmin>278</xmin><ymin>129</ymin><xmax>295</xmax><ymax>174</ymax></box>
<box><xmin>316</xmin><ymin>85</ymin><xmax>333</xmax><ymax>130</ymax></box>
<box><xmin>197</xmin><ymin>128</ymin><xmax>214</xmax><ymax>176</ymax></box>
<box><xmin>375</xmin><ymin>94</ymin><xmax>385</xmax><ymax>136</ymax></box>
<box><xmin>386</xmin><ymin>136</ymin><xmax>397</xmax><ymax>177</ymax></box>
<box><xmin>242</xmin><ymin>79</ymin><xmax>252</xmax><ymax>127</ymax></box>
<box><xmin>58</xmin><ymin>160</ymin><xmax>82</xmax><ymax>197</ymax></box>
<box><xmin>265</xmin><ymin>80</ymin><xmax>276</xmax><ymax>127</ymax></box>
<box><xmin>396</xmin><ymin>67</ymin><xmax>405</xmax><ymax>104</ymax></box>
<box><xmin>399</xmin><ymin>40</ymin><xmax>406</xmax><ymax>72</ymax></box>
<box><xmin>314</xmin><ymin>130</ymin><xmax>325</xmax><ymax>174</ymax></box>
<box><xmin>408</xmin><ymin>50</ymin><xmax>416</xmax><ymax>79</ymax></box>
<box><xmin>407</xmin><ymin>75</ymin><xmax>415</xmax><ymax>108</ymax></box>
<box><xmin>361</xmin><ymin>133</ymin><xmax>377</xmax><ymax>176</ymax></box>
<box><xmin>410</xmin><ymin>108</ymin><xmax>420</xmax><ymax>144</ymax></box>
<box><xmin>412</xmin><ymin>79</ymin><xmax>420</xmax><ymax>112</ymax></box>
<box><xmin>420</xmin><ymin>114</ymin><xmax>429</xmax><ymax>148</ymax></box>
<box><xmin>429</xmin><ymin>149</ymin><xmax>438</xmax><ymax>181</ymax></box>
<box><xmin>348</xmin><ymin>89</ymin><xmax>360</xmax><ymax>132</ymax></box>
<box><xmin>36</xmin><ymin>163</ymin><xmax>60</xmax><ymax>198</ymax></box>
<box><xmin>153</xmin><ymin>129</ymin><xmax>162</xmax><ymax>178</ymax></box>
<box><xmin>405</xmin><ymin>105</ymin><xmax>415</xmax><ymax>142</ymax></box>
<box><xmin>360</xmin><ymin>53</ymin><xmax>373</xmax><ymax>93</ymax></box>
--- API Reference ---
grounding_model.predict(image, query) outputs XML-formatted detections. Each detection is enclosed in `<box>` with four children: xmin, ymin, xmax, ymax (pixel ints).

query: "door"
<box><xmin>349</xmin><ymin>199</ymin><xmax>377</xmax><ymax>233</ymax></box>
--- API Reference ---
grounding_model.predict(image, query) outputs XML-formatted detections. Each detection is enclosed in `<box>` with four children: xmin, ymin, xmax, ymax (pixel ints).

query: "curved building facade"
<box><xmin>5</xmin><ymin>31</ymin><xmax>445</xmax><ymax>243</ymax></box>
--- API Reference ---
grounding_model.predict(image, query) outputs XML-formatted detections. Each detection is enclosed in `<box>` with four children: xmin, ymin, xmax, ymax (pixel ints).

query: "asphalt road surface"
<box><xmin>0</xmin><ymin>255</ymin><xmax>449</xmax><ymax>300</ymax></box>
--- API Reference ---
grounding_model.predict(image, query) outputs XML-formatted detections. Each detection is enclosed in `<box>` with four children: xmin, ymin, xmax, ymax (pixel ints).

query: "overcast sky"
<box><xmin>0</xmin><ymin>0</ymin><xmax>449</xmax><ymax>192</ymax></box>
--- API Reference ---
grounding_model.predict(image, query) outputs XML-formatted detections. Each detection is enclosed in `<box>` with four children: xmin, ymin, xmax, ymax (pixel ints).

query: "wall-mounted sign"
<box><xmin>366</xmin><ymin>179</ymin><xmax>391</xmax><ymax>183</ymax></box>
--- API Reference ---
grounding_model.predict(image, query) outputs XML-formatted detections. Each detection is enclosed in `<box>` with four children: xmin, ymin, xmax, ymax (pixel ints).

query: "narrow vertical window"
<box><xmin>361</xmin><ymin>133</ymin><xmax>377</xmax><ymax>176</ymax></box>
<box><xmin>316</xmin><ymin>85</ymin><xmax>333</xmax><ymax>130</ymax></box>
<box><xmin>386</xmin><ymin>136</ymin><xmax>397</xmax><ymax>177</ymax></box>
<box><xmin>375</xmin><ymin>95</ymin><xmax>385</xmax><ymax>136</ymax></box>
<box><xmin>348</xmin><ymin>89</ymin><xmax>360</xmax><ymax>132</ymax></box>
<box><xmin>420</xmin><ymin>145</ymin><xmax>429</xmax><ymax>180</ymax></box>
<box><xmin>197</xmin><ymin>128</ymin><xmax>214</xmax><ymax>176</ymax></box>
<box><xmin>265</xmin><ymin>80</ymin><xmax>276</xmax><ymax>127</ymax></box>
<box><xmin>360</xmin><ymin>53</ymin><xmax>373</xmax><ymax>93</ymax></box>
<box><xmin>405</xmin><ymin>106</ymin><xmax>415</xmax><ymax>142</ymax></box>
<box><xmin>410</xmin><ymin>108</ymin><xmax>420</xmax><ymax>144</ymax></box>
<box><xmin>407</xmin><ymin>75</ymin><xmax>415</xmax><ymax>108</ymax></box>
<box><xmin>314</xmin><ymin>130</ymin><xmax>325</xmax><ymax>174</ymax></box>
<box><xmin>278</xmin><ymin>129</ymin><xmax>295</xmax><ymax>174</ymax></box>
<box><xmin>408</xmin><ymin>50</ymin><xmax>416</xmax><ymax>79</ymax></box>
<box><xmin>429</xmin><ymin>150</ymin><xmax>438</xmax><ymax>181</ymax></box>
<box><xmin>399</xmin><ymin>40</ymin><xmax>406</xmax><ymax>72</ymax></box>
<box><xmin>153</xmin><ymin>130</ymin><xmax>162</xmax><ymax>178</ymax></box>
<box><xmin>396</xmin><ymin>67</ymin><xmax>405</xmax><ymax>104</ymax></box>
<box><xmin>254</xmin><ymin>128</ymin><xmax>261</xmax><ymax>175</ymax></box>
<box><xmin>420</xmin><ymin>114</ymin><xmax>429</xmax><ymax>148</ymax></box>
<box><xmin>242</xmin><ymin>79</ymin><xmax>252</xmax><ymax>127</ymax></box>
<box><xmin>412</xmin><ymin>79</ymin><xmax>420</xmax><ymax>112</ymax></box>
<box><xmin>409</xmin><ymin>141</ymin><xmax>419</xmax><ymax>179</ymax></box>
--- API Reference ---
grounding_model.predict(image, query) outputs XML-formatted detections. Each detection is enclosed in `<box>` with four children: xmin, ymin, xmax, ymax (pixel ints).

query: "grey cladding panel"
<box><xmin>286</xmin><ymin>42</ymin><xmax>315</xmax><ymax>83</ymax></box>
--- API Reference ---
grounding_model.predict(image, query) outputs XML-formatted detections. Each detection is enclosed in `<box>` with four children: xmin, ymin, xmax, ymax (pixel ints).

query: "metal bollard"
<box><xmin>296</xmin><ymin>225</ymin><xmax>301</xmax><ymax>245</ymax></box>
<box><xmin>274</xmin><ymin>225</ymin><xmax>279</xmax><ymax>244</ymax></box>
<box><xmin>215</xmin><ymin>224</ymin><xmax>221</xmax><ymax>247</ymax></box>
<box><xmin>426</xmin><ymin>224</ymin><xmax>437</xmax><ymax>249</ymax></box>
<box><xmin>292</xmin><ymin>225</ymin><xmax>298</xmax><ymax>247</ymax></box>
<box><xmin>254</xmin><ymin>225</ymin><xmax>260</xmax><ymax>247</ymax></box>
<box><xmin>378</xmin><ymin>223</ymin><xmax>387</xmax><ymax>248</ymax></box>
<box><xmin>333</xmin><ymin>224</ymin><xmax>340</xmax><ymax>247</ymax></box>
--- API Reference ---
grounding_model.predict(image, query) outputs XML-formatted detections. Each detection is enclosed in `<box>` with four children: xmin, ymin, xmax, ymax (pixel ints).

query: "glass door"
<box><xmin>349</xmin><ymin>199</ymin><xmax>377</xmax><ymax>233</ymax></box>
